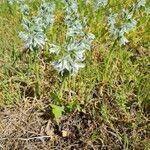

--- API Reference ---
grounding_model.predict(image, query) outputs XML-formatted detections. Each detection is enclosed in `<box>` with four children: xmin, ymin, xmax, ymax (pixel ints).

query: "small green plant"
<box><xmin>116</xmin><ymin>91</ymin><xmax>128</xmax><ymax>112</ymax></box>
<box><xmin>51</xmin><ymin>104</ymin><xmax>64</xmax><ymax>123</ymax></box>
<box><xmin>100</xmin><ymin>104</ymin><xmax>110</xmax><ymax>123</ymax></box>
<box><xmin>66</xmin><ymin>100</ymin><xmax>80</xmax><ymax>113</ymax></box>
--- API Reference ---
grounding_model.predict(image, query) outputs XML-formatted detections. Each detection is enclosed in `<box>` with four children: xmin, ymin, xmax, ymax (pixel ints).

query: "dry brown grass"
<box><xmin>0</xmin><ymin>89</ymin><xmax>149</xmax><ymax>150</ymax></box>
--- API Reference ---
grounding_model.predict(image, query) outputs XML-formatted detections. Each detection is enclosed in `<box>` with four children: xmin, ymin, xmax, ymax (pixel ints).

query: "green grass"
<box><xmin>0</xmin><ymin>0</ymin><xmax>150</xmax><ymax>149</ymax></box>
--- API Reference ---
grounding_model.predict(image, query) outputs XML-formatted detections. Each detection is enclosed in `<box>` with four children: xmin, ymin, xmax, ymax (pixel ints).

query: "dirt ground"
<box><xmin>0</xmin><ymin>95</ymin><xmax>150</xmax><ymax>150</ymax></box>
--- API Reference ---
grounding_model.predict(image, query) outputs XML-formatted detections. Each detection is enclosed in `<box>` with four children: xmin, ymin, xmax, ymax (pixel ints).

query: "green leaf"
<box><xmin>50</xmin><ymin>92</ymin><xmax>61</xmax><ymax>105</ymax></box>
<box><xmin>51</xmin><ymin>104</ymin><xmax>64</xmax><ymax>123</ymax></box>
<box><xmin>66</xmin><ymin>100</ymin><xmax>80</xmax><ymax>113</ymax></box>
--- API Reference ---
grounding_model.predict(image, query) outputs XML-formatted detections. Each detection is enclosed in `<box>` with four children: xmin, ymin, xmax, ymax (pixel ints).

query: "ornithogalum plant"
<box><xmin>95</xmin><ymin>0</ymin><xmax>108</xmax><ymax>8</ymax></box>
<box><xmin>107</xmin><ymin>8</ymin><xmax>137</xmax><ymax>46</ymax></box>
<box><xmin>8</xmin><ymin>0</ymin><xmax>95</xmax><ymax>77</ymax></box>
<box><xmin>107</xmin><ymin>0</ymin><xmax>148</xmax><ymax>46</ymax></box>
<box><xmin>8</xmin><ymin>0</ymin><xmax>55</xmax><ymax>51</ymax></box>
<box><xmin>8</xmin><ymin>0</ymin><xmax>56</xmax><ymax>97</ymax></box>
<box><xmin>49</xmin><ymin>0</ymin><xmax>95</xmax><ymax>76</ymax></box>
<box><xmin>19</xmin><ymin>2</ymin><xmax>55</xmax><ymax>51</ymax></box>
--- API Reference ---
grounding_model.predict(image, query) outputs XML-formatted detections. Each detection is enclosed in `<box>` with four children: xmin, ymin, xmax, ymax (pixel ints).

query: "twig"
<box><xmin>0</xmin><ymin>135</ymin><xmax>51</xmax><ymax>141</ymax></box>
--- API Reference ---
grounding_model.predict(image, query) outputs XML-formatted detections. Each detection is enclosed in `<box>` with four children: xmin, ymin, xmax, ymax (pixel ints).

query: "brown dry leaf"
<box><xmin>45</xmin><ymin>120</ymin><xmax>54</xmax><ymax>138</ymax></box>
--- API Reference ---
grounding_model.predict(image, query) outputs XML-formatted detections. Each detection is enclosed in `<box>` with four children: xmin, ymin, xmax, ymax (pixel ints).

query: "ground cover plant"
<box><xmin>0</xmin><ymin>0</ymin><xmax>150</xmax><ymax>149</ymax></box>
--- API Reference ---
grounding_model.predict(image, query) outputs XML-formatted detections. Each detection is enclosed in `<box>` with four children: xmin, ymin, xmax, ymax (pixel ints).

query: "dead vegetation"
<box><xmin>0</xmin><ymin>86</ymin><xmax>149</xmax><ymax>150</ymax></box>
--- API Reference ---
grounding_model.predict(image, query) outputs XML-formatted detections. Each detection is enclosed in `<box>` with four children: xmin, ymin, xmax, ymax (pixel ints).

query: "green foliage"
<box><xmin>0</xmin><ymin>0</ymin><xmax>149</xmax><ymax>148</ymax></box>
<box><xmin>50</xmin><ymin>92</ymin><xmax>62</xmax><ymax>105</ymax></box>
<box><xmin>51</xmin><ymin>104</ymin><xmax>64</xmax><ymax>123</ymax></box>
<box><xmin>116</xmin><ymin>91</ymin><xmax>128</xmax><ymax>112</ymax></box>
<box><xmin>100</xmin><ymin>104</ymin><xmax>110</xmax><ymax>123</ymax></box>
<box><xmin>66</xmin><ymin>100</ymin><xmax>80</xmax><ymax>112</ymax></box>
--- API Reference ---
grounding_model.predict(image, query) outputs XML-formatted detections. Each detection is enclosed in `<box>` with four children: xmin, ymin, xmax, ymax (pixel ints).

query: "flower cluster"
<box><xmin>137</xmin><ymin>0</ymin><xmax>147</xmax><ymax>8</ymax></box>
<box><xmin>49</xmin><ymin>0</ymin><xmax>95</xmax><ymax>76</ymax></box>
<box><xmin>37</xmin><ymin>2</ymin><xmax>55</xmax><ymax>28</ymax></box>
<box><xmin>8</xmin><ymin>0</ymin><xmax>55</xmax><ymax>51</ymax></box>
<box><xmin>19</xmin><ymin>17</ymin><xmax>47</xmax><ymax>50</ymax></box>
<box><xmin>96</xmin><ymin>0</ymin><xmax>108</xmax><ymax>8</ymax></box>
<box><xmin>145</xmin><ymin>7</ymin><xmax>150</xmax><ymax>14</ymax></box>
<box><xmin>8</xmin><ymin>0</ymin><xmax>23</xmax><ymax>5</ymax></box>
<box><xmin>107</xmin><ymin>0</ymin><xmax>149</xmax><ymax>46</ymax></box>
<box><xmin>136</xmin><ymin>0</ymin><xmax>149</xmax><ymax>14</ymax></box>
<box><xmin>108</xmin><ymin>9</ymin><xmax>137</xmax><ymax>45</ymax></box>
<box><xmin>18</xmin><ymin>1</ymin><xmax>55</xmax><ymax>51</ymax></box>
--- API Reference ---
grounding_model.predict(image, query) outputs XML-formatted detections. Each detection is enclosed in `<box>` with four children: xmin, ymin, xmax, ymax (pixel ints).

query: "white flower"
<box><xmin>108</xmin><ymin>8</ymin><xmax>137</xmax><ymax>46</ymax></box>
<box><xmin>96</xmin><ymin>0</ymin><xmax>108</xmax><ymax>8</ymax></box>
<box><xmin>137</xmin><ymin>0</ymin><xmax>147</xmax><ymax>8</ymax></box>
<box><xmin>119</xmin><ymin>36</ymin><xmax>129</xmax><ymax>45</ymax></box>
<box><xmin>18</xmin><ymin>1</ymin><xmax>55</xmax><ymax>51</ymax></box>
<box><xmin>49</xmin><ymin>44</ymin><xmax>60</xmax><ymax>54</ymax></box>
<box><xmin>20</xmin><ymin>3</ymin><xmax>29</xmax><ymax>15</ymax></box>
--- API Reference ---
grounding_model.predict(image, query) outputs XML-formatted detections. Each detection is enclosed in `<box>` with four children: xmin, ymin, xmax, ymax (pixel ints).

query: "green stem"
<box><xmin>7</xmin><ymin>3</ymin><xmax>13</xmax><ymax>15</ymax></box>
<box><xmin>59</xmin><ymin>77</ymin><xmax>67</xmax><ymax>100</ymax></box>
<box><xmin>103</xmin><ymin>39</ymin><xmax>117</xmax><ymax>81</ymax></box>
<box><xmin>33</xmin><ymin>50</ymin><xmax>40</xmax><ymax>98</ymax></box>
